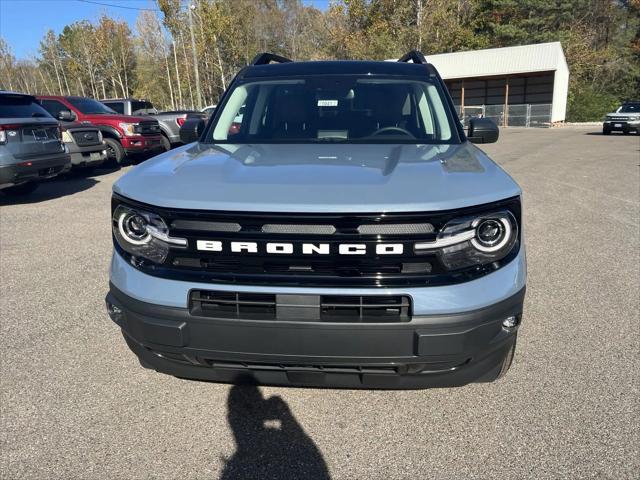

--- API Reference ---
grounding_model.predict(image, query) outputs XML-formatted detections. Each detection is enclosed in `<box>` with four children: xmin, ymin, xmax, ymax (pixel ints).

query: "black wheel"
<box><xmin>2</xmin><ymin>182</ymin><xmax>39</xmax><ymax>196</ymax></box>
<box><xmin>160</xmin><ymin>135</ymin><xmax>171</xmax><ymax>152</ymax></box>
<box><xmin>104</xmin><ymin>137</ymin><xmax>125</xmax><ymax>165</ymax></box>
<box><xmin>602</xmin><ymin>127</ymin><xmax>611</xmax><ymax>135</ymax></box>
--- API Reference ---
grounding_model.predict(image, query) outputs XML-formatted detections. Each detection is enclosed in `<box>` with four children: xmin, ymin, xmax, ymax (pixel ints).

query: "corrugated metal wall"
<box><xmin>445</xmin><ymin>72</ymin><xmax>555</xmax><ymax>107</ymax></box>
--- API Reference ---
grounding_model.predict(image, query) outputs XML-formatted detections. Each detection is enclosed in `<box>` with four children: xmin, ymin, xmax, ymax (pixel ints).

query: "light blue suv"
<box><xmin>106</xmin><ymin>52</ymin><xmax>526</xmax><ymax>389</ymax></box>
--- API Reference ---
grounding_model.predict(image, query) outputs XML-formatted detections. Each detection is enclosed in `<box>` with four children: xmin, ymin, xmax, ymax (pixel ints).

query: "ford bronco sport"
<box><xmin>602</xmin><ymin>101</ymin><xmax>640</xmax><ymax>135</ymax></box>
<box><xmin>106</xmin><ymin>52</ymin><xmax>526</xmax><ymax>389</ymax></box>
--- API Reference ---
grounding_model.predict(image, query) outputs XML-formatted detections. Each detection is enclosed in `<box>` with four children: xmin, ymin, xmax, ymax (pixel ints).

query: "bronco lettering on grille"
<box><xmin>195</xmin><ymin>240</ymin><xmax>404</xmax><ymax>255</ymax></box>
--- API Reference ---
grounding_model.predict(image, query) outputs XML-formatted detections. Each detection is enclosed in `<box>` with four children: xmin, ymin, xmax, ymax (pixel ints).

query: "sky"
<box><xmin>0</xmin><ymin>0</ymin><xmax>330</xmax><ymax>59</ymax></box>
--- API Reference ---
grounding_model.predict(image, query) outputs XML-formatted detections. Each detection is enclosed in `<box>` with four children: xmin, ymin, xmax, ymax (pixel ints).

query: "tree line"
<box><xmin>1</xmin><ymin>0</ymin><xmax>638</xmax><ymax>121</ymax></box>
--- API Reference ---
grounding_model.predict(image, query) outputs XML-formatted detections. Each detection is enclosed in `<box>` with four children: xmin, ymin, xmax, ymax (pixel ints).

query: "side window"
<box><xmin>40</xmin><ymin>100</ymin><xmax>68</xmax><ymax>119</ymax></box>
<box><xmin>106</xmin><ymin>102</ymin><xmax>125</xmax><ymax>114</ymax></box>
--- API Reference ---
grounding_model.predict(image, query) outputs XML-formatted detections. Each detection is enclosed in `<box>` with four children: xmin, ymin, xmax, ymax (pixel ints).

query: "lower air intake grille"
<box><xmin>189</xmin><ymin>290</ymin><xmax>411</xmax><ymax>323</ymax></box>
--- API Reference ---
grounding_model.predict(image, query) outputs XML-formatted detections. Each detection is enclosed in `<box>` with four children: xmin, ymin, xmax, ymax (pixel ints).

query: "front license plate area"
<box><xmin>90</xmin><ymin>152</ymin><xmax>102</xmax><ymax>161</ymax></box>
<box><xmin>614</xmin><ymin>123</ymin><xmax>622</xmax><ymax>128</ymax></box>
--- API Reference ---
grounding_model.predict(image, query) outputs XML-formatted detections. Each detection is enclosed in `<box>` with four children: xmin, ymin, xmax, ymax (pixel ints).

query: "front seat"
<box><xmin>371</xmin><ymin>87</ymin><xmax>409</xmax><ymax>132</ymax></box>
<box><xmin>271</xmin><ymin>93</ymin><xmax>311</xmax><ymax>139</ymax></box>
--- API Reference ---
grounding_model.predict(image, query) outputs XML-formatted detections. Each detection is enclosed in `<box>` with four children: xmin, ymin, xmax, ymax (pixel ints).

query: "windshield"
<box><xmin>205</xmin><ymin>76</ymin><xmax>459</xmax><ymax>144</ymax></box>
<box><xmin>132</xmin><ymin>101</ymin><xmax>156</xmax><ymax>115</ymax></box>
<box><xmin>618</xmin><ymin>103</ymin><xmax>640</xmax><ymax>113</ymax></box>
<box><xmin>67</xmin><ymin>98</ymin><xmax>116</xmax><ymax>115</ymax></box>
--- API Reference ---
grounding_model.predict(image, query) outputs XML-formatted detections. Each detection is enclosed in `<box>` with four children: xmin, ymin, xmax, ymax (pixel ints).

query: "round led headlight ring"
<box><xmin>471</xmin><ymin>216</ymin><xmax>512</xmax><ymax>252</ymax></box>
<box><xmin>118</xmin><ymin>211</ymin><xmax>151</xmax><ymax>245</ymax></box>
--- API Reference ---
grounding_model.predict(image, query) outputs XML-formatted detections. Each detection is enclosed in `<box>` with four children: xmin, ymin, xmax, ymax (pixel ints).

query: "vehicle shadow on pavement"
<box><xmin>220</xmin><ymin>382</ymin><xmax>331</xmax><ymax>480</ymax></box>
<box><xmin>0</xmin><ymin>175</ymin><xmax>99</xmax><ymax>205</ymax></box>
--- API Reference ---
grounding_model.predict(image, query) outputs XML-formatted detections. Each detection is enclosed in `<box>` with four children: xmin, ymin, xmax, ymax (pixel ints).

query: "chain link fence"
<box><xmin>455</xmin><ymin>104</ymin><xmax>552</xmax><ymax>128</ymax></box>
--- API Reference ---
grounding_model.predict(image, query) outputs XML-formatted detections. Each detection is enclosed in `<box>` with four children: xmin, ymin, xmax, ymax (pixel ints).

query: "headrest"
<box><xmin>275</xmin><ymin>92</ymin><xmax>307</xmax><ymax>126</ymax></box>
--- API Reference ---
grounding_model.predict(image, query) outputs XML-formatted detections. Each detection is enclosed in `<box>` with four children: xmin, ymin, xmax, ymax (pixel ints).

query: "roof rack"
<box><xmin>250</xmin><ymin>52</ymin><xmax>293</xmax><ymax>66</ymax></box>
<box><xmin>397</xmin><ymin>50</ymin><xmax>428</xmax><ymax>65</ymax></box>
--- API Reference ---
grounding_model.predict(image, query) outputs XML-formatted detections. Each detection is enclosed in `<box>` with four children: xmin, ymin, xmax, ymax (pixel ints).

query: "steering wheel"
<box><xmin>370</xmin><ymin>126</ymin><xmax>415</xmax><ymax>138</ymax></box>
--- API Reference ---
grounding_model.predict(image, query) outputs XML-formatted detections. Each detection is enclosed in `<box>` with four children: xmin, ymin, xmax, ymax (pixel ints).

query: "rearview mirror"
<box><xmin>179</xmin><ymin>118</ymin><xmax>205</xmax><ymax>144</ymax></box>
<box><xmin>57</xmin><ymin>110</ymin><xmax>76</xmax><ymax>122</ymax></box>
<box><xmin>467</xmin><ymin>118</ymin><xmax>499</xmax><ymax>144</ymax></box>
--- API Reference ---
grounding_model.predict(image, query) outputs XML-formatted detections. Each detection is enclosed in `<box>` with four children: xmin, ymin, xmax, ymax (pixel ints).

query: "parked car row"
<box><xmin>0</xmin><ymin>90</ymin><xmax>203</xmax><ymax>197</ymax></box>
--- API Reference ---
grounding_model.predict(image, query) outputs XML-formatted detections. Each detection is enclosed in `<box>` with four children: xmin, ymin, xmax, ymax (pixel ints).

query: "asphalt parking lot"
<box><xmin>1</xmin><ymin>126</ymin><xmax>638</xmax><ymax>479</ymax></box>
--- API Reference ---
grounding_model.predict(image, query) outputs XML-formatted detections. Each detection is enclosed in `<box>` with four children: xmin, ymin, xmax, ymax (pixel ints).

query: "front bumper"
<box><xmin>107</xmin><ymin>281</ymin><xmax>525</xmax><ymax>389</ymax></box>
<box><xmin>603</xmin><ymin>120</ymin><xmax>640</xmax><ymax>132</ymax></box>
<box><xmin>0</xmin><ymin>153</ymin><xmax>71</xmax><ymax>188</ymax></box>
<box><xmin>120</xmin><ymin>135</ymin><xmax>164</xmax><ymax>153</ymax></box>
<box><xmin>66</xmin><ymin>143</ymin><xmax>107</xmax><ymax>167</ymax></box>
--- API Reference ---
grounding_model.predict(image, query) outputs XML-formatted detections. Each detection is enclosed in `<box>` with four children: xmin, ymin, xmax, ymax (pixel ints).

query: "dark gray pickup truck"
<box><xmin>100</xmin><ymin>99</ymin><xmax>194</xmax><ymax>150</ymax></box>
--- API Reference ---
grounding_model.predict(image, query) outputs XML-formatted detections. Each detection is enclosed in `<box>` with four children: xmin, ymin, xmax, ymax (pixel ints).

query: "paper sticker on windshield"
<box><xmin>317</xmin><ymin>100</ymin><xmax>338</xmax><ymax>107</ymax></box>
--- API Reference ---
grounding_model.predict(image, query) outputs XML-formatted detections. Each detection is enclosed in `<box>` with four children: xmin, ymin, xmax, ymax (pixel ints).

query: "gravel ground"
<box><xmin>1</xmin><ymin>127</ymin><xmax>638</xmax><ymax>479</ymax></box>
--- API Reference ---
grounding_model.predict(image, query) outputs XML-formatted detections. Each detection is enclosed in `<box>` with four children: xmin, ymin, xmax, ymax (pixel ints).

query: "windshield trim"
<box><xmin>201</xmin><ymin>74</ymin><xmax>464</xmax><ymax>146</ymax></box>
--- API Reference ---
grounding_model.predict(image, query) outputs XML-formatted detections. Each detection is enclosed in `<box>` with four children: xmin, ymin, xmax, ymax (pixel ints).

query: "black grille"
<box><xmin>70</xmin><ymin>129</ymin><xmax>101</xmax><ymax>146</ymax></box>
<box><xmin>113</xmin><ymin>194</ymin><xmax>521</xmax><ymax>287</ymax></box>
<box><xmin>189</xmin><ymin>290</ymin><xmax>411</xmax><ymax>323</ymax></box>
<box><xmin>135</xmin><ymin>121</ymin><xmax>161</xmax><ymax>136</ymax></box>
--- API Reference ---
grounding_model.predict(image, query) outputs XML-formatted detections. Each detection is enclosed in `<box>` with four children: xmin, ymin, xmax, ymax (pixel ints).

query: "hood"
<box><xmin>113</xmin><ymin>142</ymin><xmax>521</xmax><ymax>213</ymax></box>
<box><xmin>82</xmin><ymin>113</ymin><xmax>156</xmax><ymax>123</ymax></box>
<box><xmin>606</xmin><ymin>112</ymin><xmax>639</xmax><ymax>118</ymax></box>
<box><xmin>62</xmin><ymin>121</ymin><xmax>99</xmax><ymax>131</ymax></box>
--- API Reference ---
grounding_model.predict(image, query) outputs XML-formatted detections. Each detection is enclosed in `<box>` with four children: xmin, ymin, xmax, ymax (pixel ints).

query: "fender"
<box><xmin>95</xmin><ymin>125</ymin><xmax>122</xmax><ymax>139</ymax></box>
<box><xmin>157</xmin><ymin>123</ymin><xmax>172</xmax><ymax>139</ymax></box>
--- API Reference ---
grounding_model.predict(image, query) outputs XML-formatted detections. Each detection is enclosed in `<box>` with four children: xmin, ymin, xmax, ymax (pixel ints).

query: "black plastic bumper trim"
<box><xmin>107</xmin><ymin>284</ymin><xmax>525</xmax><ymax>389</ymax></box>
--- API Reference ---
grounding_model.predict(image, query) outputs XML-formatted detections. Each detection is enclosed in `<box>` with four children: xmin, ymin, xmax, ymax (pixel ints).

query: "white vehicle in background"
<box><xmin>603</xmin><ymin>101</ymin><xmax>640</xmax><ymax>135</ymax></box>
<box><xmin>202</xmin><ymin>105</ymin><xmax>216</xmax><ymax>117</ymax></box>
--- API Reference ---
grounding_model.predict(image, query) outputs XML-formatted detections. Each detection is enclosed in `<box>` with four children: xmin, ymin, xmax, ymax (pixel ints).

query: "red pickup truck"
<box><xmin>37</xmin><ymin>96</ymin><xmax>164</xmax><ymax>164</ymax></box>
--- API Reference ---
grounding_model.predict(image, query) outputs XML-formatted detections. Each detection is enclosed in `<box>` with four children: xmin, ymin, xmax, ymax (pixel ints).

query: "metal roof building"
<box><xmin>397</xmin><ymin>42</ymin><xmax>569</xmax><ymax>125</ymax></box>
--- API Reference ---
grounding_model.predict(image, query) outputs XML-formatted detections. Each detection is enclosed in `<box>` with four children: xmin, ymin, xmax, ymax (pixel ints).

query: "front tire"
<box><xmin>2</xmin><ymin>182</ymin><xmax>39</xmax><ymax>196</ymax></box>
<box><xmin>602</xmin><ymin>127</ymin><xmax>611</xmax><ymax>135</ymax></box>
<box><xmin>104</xmin><ymin>137</ymin><xmax>125</xmax><ymax>165</ymax></box>
<box><xmin>160</xmin><ymin>135</ymin><xmax>171</xmax><ymax>152</ymax></box>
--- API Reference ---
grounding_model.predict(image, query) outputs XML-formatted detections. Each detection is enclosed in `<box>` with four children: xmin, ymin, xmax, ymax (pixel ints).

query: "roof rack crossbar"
<box><xmin>250</xmin><ymin>52</ymin><xmax>293</xmax><ymax>66</ymax></box>
<box><xmin>397</xmin><ymin>50</ymin><xmax>428</xmax><ymax>65</ymax></box>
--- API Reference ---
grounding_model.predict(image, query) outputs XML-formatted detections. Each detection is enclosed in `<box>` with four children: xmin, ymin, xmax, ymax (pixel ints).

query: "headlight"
<box><xmin>471</xmin><ymin>217</ymin><xmax>512</xmax><ymax>252</ymax></box>
<box><xmin>97</xmin><ymin>130</ymin><xmax>103</xmax><ymax>142</ymax></box>
<box><xmin>118</xmin><ymin>122</ymin><xmax>138</xmax><ymax>136</ymax></box>
<box><xmin>112</xmin><ymin>204</ymin><xmax>186</xmax><ymax>264</ymax></box>
<box><xmin>415</xmin><ymin>210</ymin><xmax>519</xmax><ymax>270</ymax></box>
<box><xmin>61</xmin><ymin>130</ymin><xmax>74</xmax><ymax>143</ymax></box>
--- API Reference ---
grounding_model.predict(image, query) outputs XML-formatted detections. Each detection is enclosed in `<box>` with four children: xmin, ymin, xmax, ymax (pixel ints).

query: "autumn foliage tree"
<box><xmin>0</xmin><ymin>0</ymin><xmax>638</xmax><ymax>120</ymax></box>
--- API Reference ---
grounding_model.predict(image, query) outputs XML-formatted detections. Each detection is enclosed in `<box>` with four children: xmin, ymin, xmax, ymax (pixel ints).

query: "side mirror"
<box><xmin>467</xmin><ymin>117</ymin><xmax>499</xmax><ymax>144</ymax></box>
<box><xmin>57</xmin><ymin>110</ymin><xmax>76</xmax><ymax>122</ymax></box>
<box><xmin>179</xmin><ymin>118</ymin><xmax>205</xmax><ymax>144</ymax></box>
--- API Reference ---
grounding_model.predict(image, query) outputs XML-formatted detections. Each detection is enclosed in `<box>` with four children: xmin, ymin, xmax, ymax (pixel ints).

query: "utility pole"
<box><xmin>187</xmin><ymin>2</ymin><xmax>202</xmax><ymax>110</ymax></box>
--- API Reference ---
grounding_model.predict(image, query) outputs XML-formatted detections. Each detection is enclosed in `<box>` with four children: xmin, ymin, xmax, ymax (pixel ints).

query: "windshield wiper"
<box><xmin>31</xmin><ymin>112</ymin><xmax>48</xmax><ymax>117</ymax></box>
